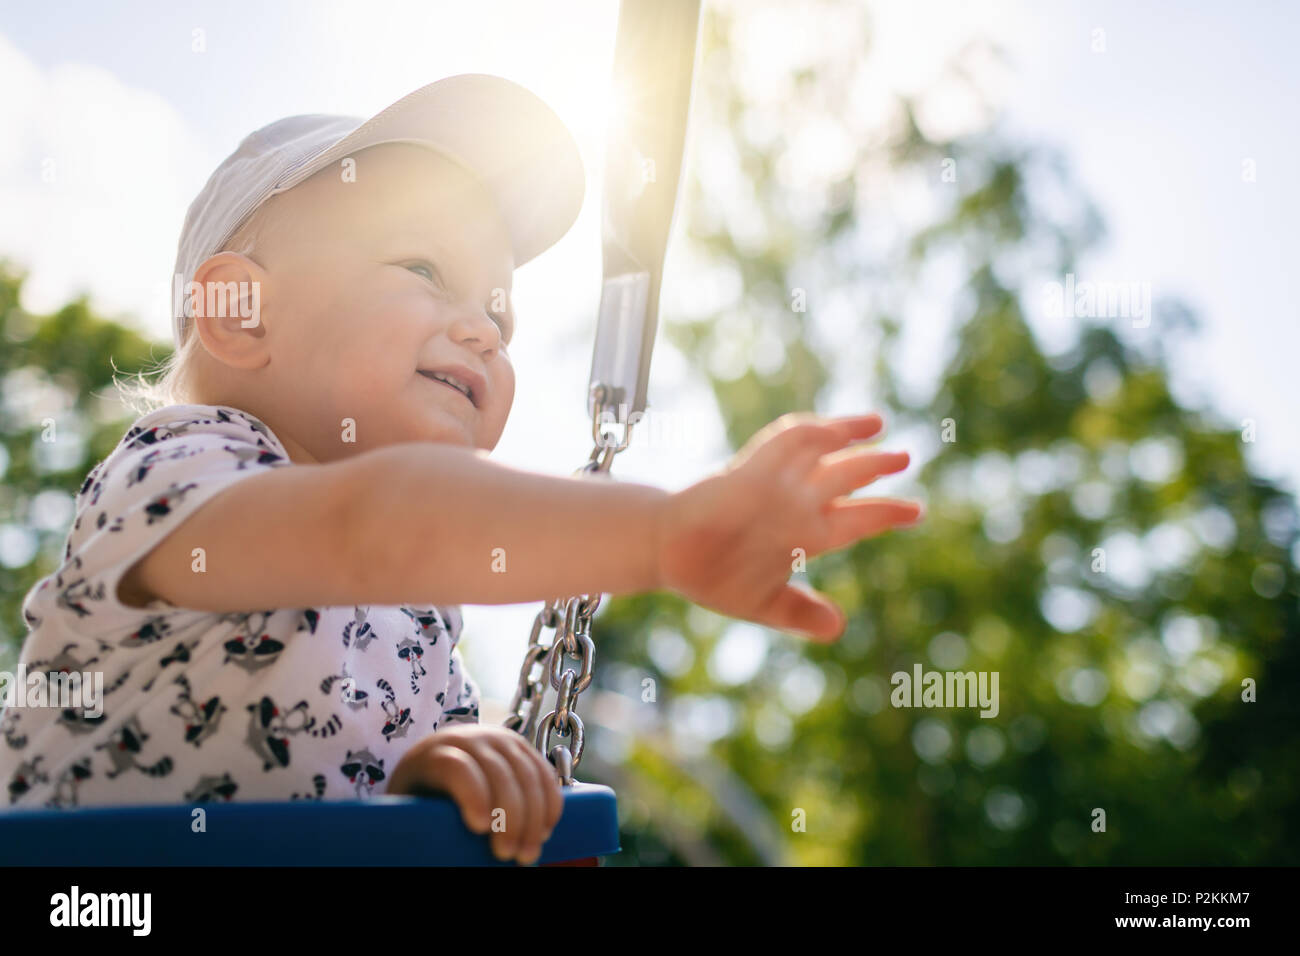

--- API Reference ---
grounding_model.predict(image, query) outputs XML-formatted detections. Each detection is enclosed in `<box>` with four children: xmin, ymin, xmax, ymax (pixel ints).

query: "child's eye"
<box><xmin>403</xmin><ymin>261</ymin><xmax>443</xmax><ymax>285</ymax></box>
<box><xmin>401</xmin><ymin>259</ymin><xmax>511</xmax><ymax>343</ymax></box>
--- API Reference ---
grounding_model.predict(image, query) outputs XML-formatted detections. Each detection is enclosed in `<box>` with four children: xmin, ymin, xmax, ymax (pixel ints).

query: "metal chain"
<box><xmin>502</xmin><ymin>384</ymin><xmax>635</xmax><ymax>785</ymax></box>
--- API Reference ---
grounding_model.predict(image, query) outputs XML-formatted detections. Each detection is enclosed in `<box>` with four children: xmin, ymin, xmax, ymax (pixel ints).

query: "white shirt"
<box><xmin>0</xmin><ymin>403</ymin><xmax>479</xmax><ymax>809</ymax></box>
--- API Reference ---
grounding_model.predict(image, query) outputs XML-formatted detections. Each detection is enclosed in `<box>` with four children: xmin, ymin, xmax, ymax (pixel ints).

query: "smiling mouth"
<box><xmin>417</xmin><ymin>370</ymin><xmax>476</xmax><ymax>407</ymax></box>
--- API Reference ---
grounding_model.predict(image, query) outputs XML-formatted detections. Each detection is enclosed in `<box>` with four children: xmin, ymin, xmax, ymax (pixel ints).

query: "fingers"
<box><xmin>821</xmin><ymin>497</ymin><xmax>924</xmax><ymax>552</ymax></box>
<box><xmin>789</xmin><ymin>416</ymin><xmax>900</xmax><ymax>480</ymax></box>
<box><xmin>759</xmin><ymin>583</ymin><xmax>846</xmax><ymax>642</ymax></box>
<box><xmin>513</xmin><ymin>736</ymin><xmax>565</xmax><ymax>834</ymax></box>
<box><xmin>810</xmin><ymin>448</ymin><xmax>911</xmax><ymax>500</ymax></box>
<box><xmin>443</xmin><ymin>736</ymin><xmax>525</xmax><ymax>862</ymax></box>
<box><xmin>400</xmin><ymin>744</ymin><xmax>495</xmax><ymax>832</ymax></box>
<box><xmin>739</xmin><ymin>412</ymin><xmax>884</xmax><ymax>476</ymax></box>
<box><xmin>388</xmin><ymin>727</ymin><xmax>565</xmax><ymax>865</ymax></box>
<box><xmin>489</xmin><ymin>734</ymin><xmax>564</xmax><ymax>865</ymax></box>
<box><xmin>824</xmin><ymin>412</ymin><xmax>885</xmax><ymax>442</ymax></box>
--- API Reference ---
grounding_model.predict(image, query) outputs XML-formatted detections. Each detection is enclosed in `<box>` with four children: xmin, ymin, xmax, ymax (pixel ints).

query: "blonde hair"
<box><xmin>113</xmin><ymin>200</ymin><xmax>281</xmax><ymax>416</ymax></box>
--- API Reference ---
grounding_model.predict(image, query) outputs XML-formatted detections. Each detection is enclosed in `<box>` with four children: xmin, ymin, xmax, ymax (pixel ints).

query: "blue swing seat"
<box><xmin>0</xmin><ymin>782</ymin><xmax>618</xmax><ymax>866</ymax></box>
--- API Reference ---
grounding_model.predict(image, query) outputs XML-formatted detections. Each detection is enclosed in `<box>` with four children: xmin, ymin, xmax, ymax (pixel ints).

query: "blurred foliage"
<box><xmin>585</xmin><ymin>0</ymin><xmax>1299</xmax><ymax>866</ymax></box>
<box><xmin>1</xmin><ymin>0</ymin><xmax>1295</xmax><ymax>867</ymax></box>
<box><xmin>0</xmin><ymin>263</ymin><xmax>164</xmax><ymax>665</ymax></box>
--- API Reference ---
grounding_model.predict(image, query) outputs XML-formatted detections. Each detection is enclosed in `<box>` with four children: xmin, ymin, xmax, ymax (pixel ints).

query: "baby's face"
<box><xmin>231</xmin><ymin>142</ymin><xmax>517</xmax><ymax>460</ymax></box>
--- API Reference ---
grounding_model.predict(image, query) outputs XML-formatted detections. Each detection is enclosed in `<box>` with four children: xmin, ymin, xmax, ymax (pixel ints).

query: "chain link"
<box><xmin>501</xmin><ymin>384</ymin><xmax>635</xmax><ymax>785</ymax></box>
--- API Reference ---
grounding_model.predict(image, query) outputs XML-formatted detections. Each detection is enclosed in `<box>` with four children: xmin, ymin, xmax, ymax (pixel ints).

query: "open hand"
<box><xmin>655</xmin><ymin>412</ymin><xmax>922</xmax><ymax>641</ymax></box>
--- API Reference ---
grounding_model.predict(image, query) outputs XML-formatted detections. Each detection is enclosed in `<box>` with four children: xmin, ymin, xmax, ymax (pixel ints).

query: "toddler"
<box><xmin>0</xmin><ymin>75</ymin><xmax>921</xmax><ymax>865</ymax></box>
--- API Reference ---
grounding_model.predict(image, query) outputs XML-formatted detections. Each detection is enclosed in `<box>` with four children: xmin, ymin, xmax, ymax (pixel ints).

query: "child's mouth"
<box><xmin>417</xmin><ymin>369</ymin><xmax>476</xmax><ymax>408</ymax></box>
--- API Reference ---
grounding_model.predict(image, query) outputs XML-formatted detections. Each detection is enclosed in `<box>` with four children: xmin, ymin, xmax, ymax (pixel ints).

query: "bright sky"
<box><xmin>2</xmin><ymin>0</ymin><xmax>1296</xmax><ymax>699</ymax></box>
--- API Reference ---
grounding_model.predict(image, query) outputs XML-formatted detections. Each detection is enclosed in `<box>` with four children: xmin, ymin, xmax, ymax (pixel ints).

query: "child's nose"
<box><xmin>446</xmin><ymin>305</ymin><xmax>505</xmax><ymax>352</ymax></box>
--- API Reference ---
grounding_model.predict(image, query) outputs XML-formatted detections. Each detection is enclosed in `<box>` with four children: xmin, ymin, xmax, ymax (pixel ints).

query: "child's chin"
<box><xmin>406</xmin><ymin>415</ymin><xmax>478</xmax><ymax>448</ymax></box>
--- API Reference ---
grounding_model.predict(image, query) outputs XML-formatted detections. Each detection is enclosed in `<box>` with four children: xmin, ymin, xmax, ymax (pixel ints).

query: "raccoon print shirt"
<box><xmin>0</xmin><ymin>403</ymin><xmax>480</xmax><ymax>809</ymax></box>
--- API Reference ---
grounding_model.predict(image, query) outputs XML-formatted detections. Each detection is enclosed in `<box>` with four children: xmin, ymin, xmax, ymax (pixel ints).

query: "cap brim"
<box><xmin>274</xmin><ymin>74</ymin><xmax>585</xmax><ymax>269</ymax></box>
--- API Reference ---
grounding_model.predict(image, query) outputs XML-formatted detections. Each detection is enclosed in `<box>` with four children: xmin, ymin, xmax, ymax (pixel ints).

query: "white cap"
<box><xmin>171</xmin><ymin>74</ymin><xmax>585</xmax><ymax>348</ymax></box>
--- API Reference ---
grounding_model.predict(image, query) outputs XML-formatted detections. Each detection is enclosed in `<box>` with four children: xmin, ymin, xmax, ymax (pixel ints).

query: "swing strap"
<box><xmin>504</xmin><ymin>0</ymin><xmax>702</xmax><ymax>786</ymax></box>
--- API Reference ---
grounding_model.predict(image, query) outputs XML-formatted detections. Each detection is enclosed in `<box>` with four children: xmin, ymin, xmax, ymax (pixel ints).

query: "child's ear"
<box><xmin>190</xmin><ymin>252</ymin><xmax>270</xmax><ymax>369</ymax></box>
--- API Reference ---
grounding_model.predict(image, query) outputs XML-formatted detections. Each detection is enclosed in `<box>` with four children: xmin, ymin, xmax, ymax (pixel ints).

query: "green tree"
<box><xmin>0</xmin><ymin>262</ymin><xmax>162</xmax><ymax>668</ymax></box>
<box><xmin>585</xmin><ymin>0</ymin><xmax>1299</xmax><ymax>866</ymax></box>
